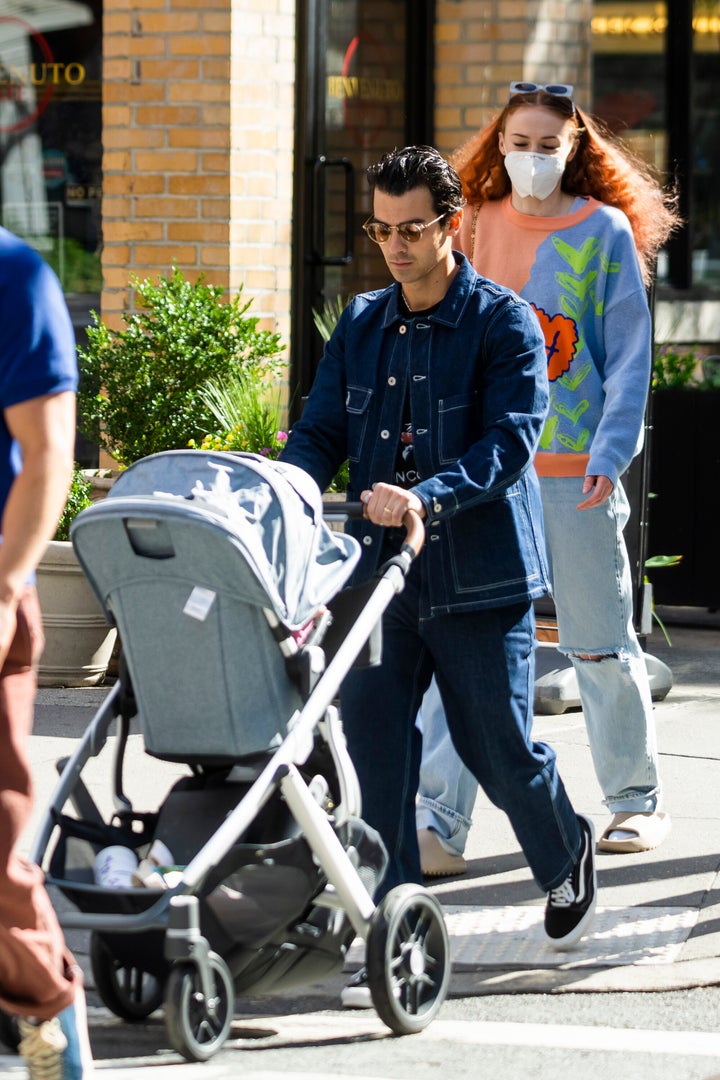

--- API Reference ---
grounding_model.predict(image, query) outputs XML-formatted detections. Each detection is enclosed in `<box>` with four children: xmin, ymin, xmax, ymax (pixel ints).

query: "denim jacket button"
<box><xmin>380</xmin><ymin>429</ymin><xmax>390</xmax><ymax>439</ymax></box>
<box><xmin>388</xmin><ymin>376</ymin><xmax>397</xmax><ymax>386</ymax></box>
<box><xmin>362</xmin><ymin>535</ymin><xmax>373</xmax><ymax>546</ymax></box>
<box><xmin>399</xmin><ymin>325</ymin><xmax>407</xmax><ymax>334</ymax></box>
<box><xmin>433</xmin><ymin>501</ymin><xmax>442</xmax><ymax>512</ymax></box>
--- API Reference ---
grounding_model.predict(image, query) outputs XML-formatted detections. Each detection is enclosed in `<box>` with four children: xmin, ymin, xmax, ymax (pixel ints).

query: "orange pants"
<box><xmin>0</xmin><ymin>587</ymin><xmax>79</xmax><ymax>1019</ymax></box>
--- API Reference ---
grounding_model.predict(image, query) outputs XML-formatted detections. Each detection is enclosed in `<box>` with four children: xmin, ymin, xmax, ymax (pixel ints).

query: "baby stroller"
<box><xmin>29</xmin><ymin>450</ymin><xmax>450</xmax><ymax>1062</ymax></box>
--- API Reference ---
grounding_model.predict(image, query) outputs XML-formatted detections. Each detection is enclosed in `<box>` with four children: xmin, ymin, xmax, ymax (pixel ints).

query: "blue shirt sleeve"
<box><xmin>0</xmin><ymin>236</ymin><xmax>78</xmax><ymax>410</ymax></box>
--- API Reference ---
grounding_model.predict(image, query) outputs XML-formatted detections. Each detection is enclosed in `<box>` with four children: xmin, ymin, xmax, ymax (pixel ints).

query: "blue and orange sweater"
<box><xmin>457</xmin><ymin>195</ymin><xmax>651</xmax><ymax>485</ymax></box>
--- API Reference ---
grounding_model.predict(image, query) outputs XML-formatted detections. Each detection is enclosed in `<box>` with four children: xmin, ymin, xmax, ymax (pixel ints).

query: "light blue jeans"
<box><xmin>417</xmin><ymin>476</ymin><xmax>662</xmax><ymax>851</ymax></box>
<box><xmin>415</xmin><ymin>675</ymin><xmax>478</xmax><ymax>855</ymax></box>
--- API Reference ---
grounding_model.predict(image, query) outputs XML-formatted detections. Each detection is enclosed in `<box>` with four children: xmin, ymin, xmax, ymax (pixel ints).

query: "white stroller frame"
<box><xmin>29</xmin><ymin>451</ymin><xmax>450</xmax><ymax>1061</ymax></box>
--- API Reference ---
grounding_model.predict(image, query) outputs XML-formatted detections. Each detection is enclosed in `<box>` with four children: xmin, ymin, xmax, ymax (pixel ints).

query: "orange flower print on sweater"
<box><xmin>531</xmin><ymin>304</ymin><xmax>579</xmax><ymax>382</ymax></box>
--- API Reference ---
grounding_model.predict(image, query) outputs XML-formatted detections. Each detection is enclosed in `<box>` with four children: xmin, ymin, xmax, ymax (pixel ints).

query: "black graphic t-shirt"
<box><xmin>394</xmin><ymin>394</ymin><xmax>421</xmax><ymax>488</ymax></box>
<box><xmin>393</xmin><ymin>295</ymin><xmax>440</xmax><ymax>489</ymax></box>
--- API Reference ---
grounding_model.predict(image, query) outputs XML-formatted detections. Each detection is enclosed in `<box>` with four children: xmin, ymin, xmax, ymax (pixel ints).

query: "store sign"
<box><xmin>0</xmin><ymin>16</ymin><xmax>87</xmax><ymax>134</ymax></box>
<box><xmin>592</xmin><ymin>2</ymin><xmax>720</xmax><ymax>53</ymax></box>
<box><xmin>327</xmin><ymin>75</ymin><xmax>402</xmax><ymax>104</ymax></box>
<box><xmin>326</xmin><ymin>33</ymin><xmax>403</xmax><ymax>146</ymax></box>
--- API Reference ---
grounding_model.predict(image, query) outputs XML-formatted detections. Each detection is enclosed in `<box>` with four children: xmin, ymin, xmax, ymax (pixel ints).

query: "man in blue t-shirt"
<box><xmin>0</xmin><ymin>227</ymin><xmax>93</xmax><ymax>1077</ymax></box>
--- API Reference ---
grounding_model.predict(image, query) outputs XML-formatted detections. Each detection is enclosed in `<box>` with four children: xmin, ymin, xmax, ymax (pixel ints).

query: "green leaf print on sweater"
<box><xmin>539</xmin><ymin>394</ymin><xmax>590</xmax><ymax>451</ymax></box>
<box><xmin>555</xmin><ymin>270</ymin><xmax>598</xmax><ymax>301</ymax></box>
<box><xmin>551</xmin><ymin>394</ymin><xmax>589</xmax><ymax>426</ymax></box>
<box><xmin>559</xmin><ymin>361</ymin><xmax>593</xmax><ymax>392</ymax></box>
<box><xmin>557</xmin><ymin>428</ymin><xmax>590</xmax><ymax>452</ymax></box>
<box><xmin>553</xmin><ymin>234</ymin><xmax>619</xmax><ymax>334</ymax></box>
<box><xmin>538</xmin><ymin>232</ymin><xmax>622</xmax><ymax>455</ymax></box>
<box><xmin>552</xmin><ymin>236</ymin><xmax>601</xmax><ymax>275</ymax></box>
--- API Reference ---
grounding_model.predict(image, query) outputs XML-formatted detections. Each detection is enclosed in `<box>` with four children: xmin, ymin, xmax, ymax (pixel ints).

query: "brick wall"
<box><xmin>101</xmin><ymin>0</ymin><xmax>295</xmax><ymax>349</ymax></box>
<box><xmin>99</xmin><ymin>1</ymin><xmax>590</xmax><ymax>357</ymax></box>
<box><xmin>434</xmin><ymin>0</ymin><xmax>592</xmax><ymax>159</ymax></box>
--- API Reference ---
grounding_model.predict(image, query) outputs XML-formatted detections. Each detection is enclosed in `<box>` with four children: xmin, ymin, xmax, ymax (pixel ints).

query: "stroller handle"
<box><xmin>322</xmin><ymin>501</ymin><xmax>425</xmax><ymax>562</ymax></box>
<box><xmin>399</xmin><ymin>508</ymin><xmax>425</xmax><ymax>560</ymax></box>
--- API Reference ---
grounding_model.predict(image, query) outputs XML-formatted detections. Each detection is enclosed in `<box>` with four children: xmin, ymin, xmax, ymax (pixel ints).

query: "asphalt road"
<box><xmin>4</xmin><ymin>984</ymin><xmax>720</xmax><ymax>1079</ymax></box>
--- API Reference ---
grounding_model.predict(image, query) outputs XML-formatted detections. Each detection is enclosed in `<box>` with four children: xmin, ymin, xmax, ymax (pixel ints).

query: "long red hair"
<box><xmin>450</xmin><ymin>90</ymin><xmax>681</xmax><ymax>287</ymax></box>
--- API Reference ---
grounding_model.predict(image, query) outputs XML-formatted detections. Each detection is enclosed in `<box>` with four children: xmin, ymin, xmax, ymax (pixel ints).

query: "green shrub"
<box><xmin>54</xmin><ymin>467</ymin><xmax>93</xmax><ymax>541</ymax></box>
<box><xmin>77</xmin><ymin>267</ymin><xmax>285</xmax><ymax>466</ymax></box>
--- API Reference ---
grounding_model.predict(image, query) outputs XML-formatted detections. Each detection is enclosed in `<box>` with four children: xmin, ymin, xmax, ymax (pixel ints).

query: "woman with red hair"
<box><xmin>416</xmin><ymin>83</ymin><xmax>680</xmax><ymax>872</ymax></box>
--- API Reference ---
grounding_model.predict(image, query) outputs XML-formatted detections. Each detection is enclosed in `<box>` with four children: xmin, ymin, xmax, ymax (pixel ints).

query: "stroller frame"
<box><xmin>29</xmin><ymin>452</ymin><xmax>450</xmax><ymax>1061</ymax></box>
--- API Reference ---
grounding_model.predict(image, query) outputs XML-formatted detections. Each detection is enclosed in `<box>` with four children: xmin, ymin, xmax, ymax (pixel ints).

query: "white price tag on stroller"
<box><xmin>183</xmin><ymin>586</ymin><xmax>216</xmax><ymax>621</ymax></box>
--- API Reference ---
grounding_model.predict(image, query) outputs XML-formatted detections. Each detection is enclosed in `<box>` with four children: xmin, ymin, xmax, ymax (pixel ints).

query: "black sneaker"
<box><xmin>545</xmin><ymin>814</ymin><xmax>597</xmax><ymax>950</ymax></box>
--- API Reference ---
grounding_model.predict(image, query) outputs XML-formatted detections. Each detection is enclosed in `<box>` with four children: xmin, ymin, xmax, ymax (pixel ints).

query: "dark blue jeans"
<box><xmin>339</xmin><ymin>558</ymin><xmax>581</xmax><ymax>898</ymax></box>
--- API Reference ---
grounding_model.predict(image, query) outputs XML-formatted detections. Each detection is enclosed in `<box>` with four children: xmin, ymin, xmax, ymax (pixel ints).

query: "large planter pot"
<box><xmin>36</xmin><ymin>540</ymin><xmax>117</xmax><ymax>688</ymax></box>
<box><xmin>81</xmin><ymin>467</ymin><xmax>120</xmax><ymax>503</ymax></box>
<box><xmin>648</xmin><ymin>388</ymin><xmax>720</xmax><ymax>609</ymax></box>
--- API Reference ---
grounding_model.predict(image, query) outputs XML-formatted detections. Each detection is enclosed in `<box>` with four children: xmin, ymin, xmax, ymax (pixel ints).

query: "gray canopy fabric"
<box><xmin>93</xmin><ymin>450</ymin><xmax>360</xmax><ymax>631</ymax></box>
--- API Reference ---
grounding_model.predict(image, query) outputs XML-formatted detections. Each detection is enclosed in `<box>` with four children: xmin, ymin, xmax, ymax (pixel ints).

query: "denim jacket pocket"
<box><xmin>438</xmin><ymin>391</ymin><xmax>481</xmax><ymax>464</ymax></box>
<box><xmin>445</xmin><ymin>490</ymin><xmax>543</xmax><ymax>600</ymax></box>
<box><xmin>345</xmin><ymin>384</ymin><xmax>373</xmax><ymax>463</ymax></box>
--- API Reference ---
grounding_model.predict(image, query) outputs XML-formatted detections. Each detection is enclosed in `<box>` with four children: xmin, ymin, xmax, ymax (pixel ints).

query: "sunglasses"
<box><xmin>509</xmin><ymin>81</ymin><xmax>575</xmax><ymax>111</ymax></box>
<box><xmin>362</xmin><ymin>213</ymin><xmax>447</xmax><ymax>244</ymax></box>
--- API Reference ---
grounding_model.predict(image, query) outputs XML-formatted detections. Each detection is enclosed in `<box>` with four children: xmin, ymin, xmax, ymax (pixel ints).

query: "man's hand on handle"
<box><xmin>360</xmin><ymin>482</ymin><xmax>426</xmax><ymax>527</ymax></box>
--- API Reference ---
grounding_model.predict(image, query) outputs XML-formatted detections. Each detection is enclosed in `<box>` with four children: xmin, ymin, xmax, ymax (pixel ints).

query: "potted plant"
<box><xmin>77</xmin><ymin>266</ymin><xmax>285</xmax><ymax>467</ymax></box>
<box><xmin>190</xmin><ymin>317</ymin><xmax>351</xmax><ymax>493</ymax></box>
<box><xmin>36</xmin><ymin>467</ymin><xmax>118</xmax><ymax>687</ymax></box>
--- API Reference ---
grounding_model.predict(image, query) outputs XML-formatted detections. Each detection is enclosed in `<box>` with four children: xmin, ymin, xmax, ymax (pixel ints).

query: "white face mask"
<box><xmin>503</xmin><ymin>151</ymin><xmax>567</xmax><ymax>201</ymax></box>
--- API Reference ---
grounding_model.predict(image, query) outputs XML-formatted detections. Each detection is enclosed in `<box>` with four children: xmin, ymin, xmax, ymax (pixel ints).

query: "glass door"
<box><xmin>290</xmin><ymin>0</ymin><xmax>433</xmax><ymax>414</ymax></box>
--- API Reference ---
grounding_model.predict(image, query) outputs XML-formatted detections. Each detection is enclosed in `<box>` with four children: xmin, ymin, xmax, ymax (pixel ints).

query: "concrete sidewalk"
<box><xmin>26</xmin><ymin>606</ymin><xmax>720</xmax><ymax>1004</ymax></box>
<box><xmin>424</xmin><ymin>605</ymin><xmax>720</xmax><ymax>995</ymax></box>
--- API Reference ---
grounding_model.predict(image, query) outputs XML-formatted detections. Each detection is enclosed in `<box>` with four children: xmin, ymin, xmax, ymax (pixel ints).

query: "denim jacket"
<box><xmin>282</xmin><ymin>253</ymin><xmax>551</xmax><ymax>618</ymax></box>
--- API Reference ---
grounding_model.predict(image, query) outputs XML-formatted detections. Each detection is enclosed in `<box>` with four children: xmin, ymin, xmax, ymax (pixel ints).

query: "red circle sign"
<box><xmin>0</xmin><ymin>16</ymin><xmax>55</xmax><ymax>134</ymax></box>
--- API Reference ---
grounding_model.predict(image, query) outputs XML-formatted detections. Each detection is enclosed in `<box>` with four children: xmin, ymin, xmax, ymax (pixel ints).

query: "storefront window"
<box><xmin>0</xmin><ymin>2</ymin><xmax>102</xmax><ymax>300</ymax></box>
<box><xmin>592</xmin><ymin>0</ymin><xmax>720</xmax><ymax>289</ymax></box>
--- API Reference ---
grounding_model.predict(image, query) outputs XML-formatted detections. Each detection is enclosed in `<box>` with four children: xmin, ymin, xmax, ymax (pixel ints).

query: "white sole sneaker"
<box><xmin>545</xmin><ymin>814</ymin><xmax>597</xmax><ymax>950</ymax></box>
<box><xmin>340</xmin><ymin>968</ymin><xmax>372</xmax><ymax>1009</ymax></box>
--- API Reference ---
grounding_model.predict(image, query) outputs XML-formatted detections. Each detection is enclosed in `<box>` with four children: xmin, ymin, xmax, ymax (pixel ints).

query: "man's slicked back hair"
<box><xmin>367</xmin><ymin>145</ymin><xmax>465</xmax><ymax>218</ymax></box>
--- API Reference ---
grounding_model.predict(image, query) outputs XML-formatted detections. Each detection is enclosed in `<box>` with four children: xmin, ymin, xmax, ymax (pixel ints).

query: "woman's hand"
<box><xmin>577</xmin><ymin>474</ymin><xmax>614</xmax><ymax>509</ymax></box>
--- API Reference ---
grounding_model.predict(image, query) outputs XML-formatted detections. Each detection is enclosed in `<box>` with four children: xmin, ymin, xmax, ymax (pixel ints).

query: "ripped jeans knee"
<box><xmin>571</xmin><ymin>650</ymin><xmax>618</xmax><ymax>662</ymax></box>
<box><xmin>559</xmin><ymin>644</ymin><xmax>624</xmax><ymax>664</ymax></box>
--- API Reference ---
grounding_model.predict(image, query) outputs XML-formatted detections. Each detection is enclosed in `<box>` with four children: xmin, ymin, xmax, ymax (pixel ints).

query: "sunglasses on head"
<box><xmin>362</xmin><ymin>213</ymin><xmax>448</xmax><ymax>244</ymax></box>
<box><xmin>509</xmin><ymin>81</ymin><xmax>575</xmax><ymax>111</ymax></box>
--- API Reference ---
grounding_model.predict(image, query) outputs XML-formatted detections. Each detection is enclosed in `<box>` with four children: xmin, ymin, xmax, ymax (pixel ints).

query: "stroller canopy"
<box><xmin>100</xmin><ymin>451</ymin><xmax>360</xmax><ymax>630</ymax></box>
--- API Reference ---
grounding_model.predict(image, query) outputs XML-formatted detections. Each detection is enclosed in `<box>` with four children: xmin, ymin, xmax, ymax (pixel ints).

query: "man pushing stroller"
<box><xmin>281</xmin><ymin>144</ymin><xmax>596</xmax><ymax>1005</ymax></box>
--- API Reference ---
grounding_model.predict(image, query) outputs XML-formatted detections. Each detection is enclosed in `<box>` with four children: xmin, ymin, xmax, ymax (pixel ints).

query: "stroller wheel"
<box><xmin>0</xmin><ymin>1008</ymin><xmax>20</xmax><ymax>1052</ymax></box>
<box><xmin>164</xmin><ymin>952</ymin><xmax>233</xmax><ymax>1062</ymax></box>
<box><xmin>90</xmin><ymin>933</ymin><xmax>164</xmax><ymax>1020</ymax></box>
<box><xmin>366</xmin><ymin>883</ymin><xmax>450</xmax><ymax>1035</ymax></box>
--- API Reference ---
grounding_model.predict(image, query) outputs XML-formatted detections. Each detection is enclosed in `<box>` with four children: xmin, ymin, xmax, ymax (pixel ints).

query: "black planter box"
<box><xmin>647</xmin><ymin>388</ymin><xmax>720</xmax><ymax>610</ymax></box>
